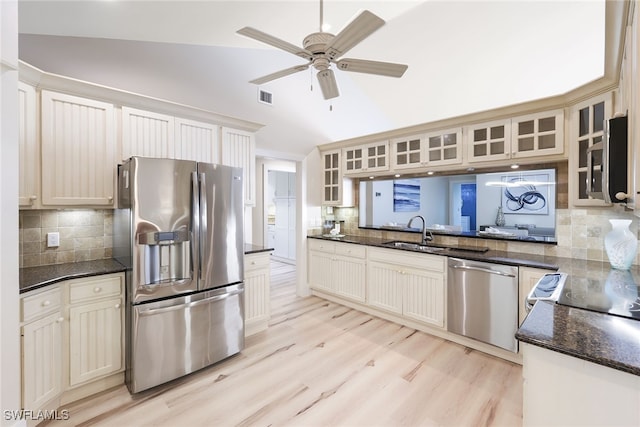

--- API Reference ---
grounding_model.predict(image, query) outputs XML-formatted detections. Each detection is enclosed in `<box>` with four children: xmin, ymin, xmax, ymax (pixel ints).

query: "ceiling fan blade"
<box><xmin>237</xmin><ymin>27</ymin><xmax>313</xmax><ymax>61</ymax></box>
<box><xmin>317</xmin><ymin>69</ymin><xmax>340</xmax><ymax>100</ymax></box>
<box><xmin>335</xmin><ymin>58</ymin><xmax>408</xmax><ymax>77</ymax></box>
<box><xmin>250</xmin><ymin>64</ymin><xmax>310</xmax><ymax>85</ymax></box>
<box><xmin>325</xmin><ymin>10</ymin><xmax>385</xmax><ymax>61</ymax></box>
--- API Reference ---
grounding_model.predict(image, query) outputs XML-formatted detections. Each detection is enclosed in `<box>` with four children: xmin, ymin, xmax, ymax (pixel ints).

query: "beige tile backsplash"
<box><xmin>19</xmin><ymin>210</ymin><xmax>113</xmax><ymax>268</ymax></box>
<box><xmin>318</xmin><ymin>206</ymin><xmax>640</xmax><ymax>266</ymax></box>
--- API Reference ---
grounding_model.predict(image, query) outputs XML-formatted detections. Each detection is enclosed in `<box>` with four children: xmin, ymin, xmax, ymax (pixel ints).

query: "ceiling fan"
<box><xmin>236</xmin><ymin>0</ymin><xmax>408</xmax><ymax>100</ymax></box>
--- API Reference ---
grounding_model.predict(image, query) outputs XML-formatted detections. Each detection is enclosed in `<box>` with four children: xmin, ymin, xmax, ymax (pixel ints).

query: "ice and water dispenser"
<box><xmin>138</xmin><ymin>230</ymin><xmax>191</xmax><ymax>285</ymax></box>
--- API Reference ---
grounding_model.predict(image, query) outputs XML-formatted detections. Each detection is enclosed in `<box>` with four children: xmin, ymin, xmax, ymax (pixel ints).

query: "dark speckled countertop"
<box><xmin>309</xmin><ymin>234</ymin><xmax>640</xmax><ymax>377</ymax></box>
<box><xmin>20</xmin><ymin>259</ymin><xmax>127</xmax><ymax>294</ymax></box>
<box><xmin>21</xmin><ymin>245</ymin><xmax>274</xmax><ymax>294</ymax></box>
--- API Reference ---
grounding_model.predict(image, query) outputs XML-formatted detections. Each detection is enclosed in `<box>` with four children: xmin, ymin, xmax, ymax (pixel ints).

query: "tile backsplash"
<box><xmin>19</xmin><ymin>210</ymin><xmax>113</xmax><ymax>268</ymax></box>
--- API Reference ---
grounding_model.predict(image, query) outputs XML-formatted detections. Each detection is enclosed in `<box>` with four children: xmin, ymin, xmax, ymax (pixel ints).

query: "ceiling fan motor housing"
<box><xmin>303</xmin><ymin>32</ymin><xmax>334</xmax><ymax>54</ymax></box>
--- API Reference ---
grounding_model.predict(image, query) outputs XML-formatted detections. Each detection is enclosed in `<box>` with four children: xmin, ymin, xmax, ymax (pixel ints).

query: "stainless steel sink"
<box><xmin>382</xmin><ymin>241</ymin><xmax>448</xmax><ymax>253</ymax></box>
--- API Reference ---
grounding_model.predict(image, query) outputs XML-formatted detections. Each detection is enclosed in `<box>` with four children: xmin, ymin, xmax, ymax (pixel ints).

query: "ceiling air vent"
<box><xmin>258</xmin><ymin>89</ymin><xmax>273</xmax><ymax>105</ymax></box>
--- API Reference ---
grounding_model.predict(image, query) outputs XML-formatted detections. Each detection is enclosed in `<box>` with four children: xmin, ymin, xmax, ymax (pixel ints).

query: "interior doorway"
<box><xmin>449</xmin><ymin>180</ymin><xmax>477</xmax><ymax>232</ymax></box>
<box><xmin>264</xmin><ymin>166</ymin><xmax>296</xmax><ymax>264</ymax></box>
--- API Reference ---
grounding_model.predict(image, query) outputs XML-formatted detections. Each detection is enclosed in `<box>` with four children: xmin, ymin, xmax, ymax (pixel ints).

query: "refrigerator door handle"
<box><xmin>198</xmin><ymin>172</ymin><xmax>208</xmax><ymax>281</ymax></box>
<box><xmin>136</xmin><ymin>288</ymin><xmax>244</xmax><ymax>316</ymax></box>
<box><xmin>192</xmin><ymin>171</ymin><xmax>200</xmax><ymax>280</ymax></box>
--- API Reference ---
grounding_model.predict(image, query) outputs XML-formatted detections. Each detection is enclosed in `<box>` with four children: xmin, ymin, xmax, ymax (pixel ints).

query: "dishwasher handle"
<box><xmin>450</xmin><ymin>264</ymin><xmax>516</xmax><ymax>278</ymax></box>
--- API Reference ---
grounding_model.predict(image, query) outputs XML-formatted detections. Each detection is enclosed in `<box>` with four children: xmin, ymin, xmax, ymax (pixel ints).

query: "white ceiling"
<box><xmin>18</xmin><ymin>0</ymin><xmax>605</xmax><ymax>161</ymax></box>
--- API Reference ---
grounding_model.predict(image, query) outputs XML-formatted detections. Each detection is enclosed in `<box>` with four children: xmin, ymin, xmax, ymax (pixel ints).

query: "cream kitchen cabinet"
<box><xmin>20</xmin><ymin>273</ymin><xmax>124</xmax><ymax>414</ymax></box>
<box><xmin>569</xmin><ymin>93</ymin><xmax>612</xmax><ymax>206</ymax></box>
<box><xmin>174</xmin><ymin>118</ymin><xmax>219</xmax><ymax>163</ymax></box>
<box><xmin>343</xmin><ymin>141</ymin><xmax>389</xmax><ymax>175</ymax></box>
<box><xmin>321</xmin><ymin>149</ymin><xmax>353</xmax><ymax>206</ymax></box>
<box><xmin>308</xmin><ymin>239</ymin><xmax>366</xmax><ymax>303</ymax></box>
<box><xmin>367</xmin><ymin>248</ymin><xmax>445</xmax><ymax>328</ymax></box>
<box><xmin>244</xmin><ymin>251</ymin><xmax>272</xmax><ymax>336</ymax></box>
<box><xmin>40</xmin><ymin>90</ymin><xmax>116</xmax><ymax>206</ymax></box>
<box><xmin>67</xmin><ymin>274</ymin><xmax>123</xmax><ymax>387</ymax></box>
<box><xmin>518</xmin><ymin>267</ymin><xmax>549</xmax><ymax>325</ymax></box>
<box><xmin>467</xmin><ymin>110</ymin><xmax>564</xmax><ymax>164</ymax></box>
<box><xmin>391</xmin><ymin>128</ymin><xmax>462</xmax><ymax>170</ymax></box>
<box><xmin>21</xmin><ymin>286</ymin><xmax>64</xmax><ymax>412</ymax></box>
<box><xmin>221</xmin><ymin>127</ymin><xmax>256</xmax><ymax>206</ymax></box>
<box><xmin>121</xmin><ymin>106</ymin><xmax>175</xmax><ymax>160</ymax></box>
<box><xmin>18</xmin><ymin>82</ymin><xmax>39</xmax><ymax>208</ymax></box>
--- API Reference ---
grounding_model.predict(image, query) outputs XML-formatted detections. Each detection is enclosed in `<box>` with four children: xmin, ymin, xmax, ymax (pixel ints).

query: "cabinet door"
<box><xmin>391</xmin><ymin>135</ymin><xmax>424</xmax><ymax>169</ymax></box>
<box><xmin>174</xmin><ymin>118</ymin><xmax>219</xmax><ymax>163</ymax></box>
<box><xmin>18</xmin><ymin>82</ymin><xmax>39</xmax><ymax>208</ymax></box>
<box><xmin>121</xmin><ymin>106</ymin><xmax>175</xmax><ymax>160</ymax></box>
<box><xmin>425</xmin><ymin>128</ymin><xmax>463</xmax><ymax>166</ymax></box>
<box><xmin>367</xmin><ymin>261</ymin><xmax>403</xmax><ymax>314</ymax></box>
<box><xmin>333</xmin><ymin>256</ymin><xmax>366</xmax><ymax>303</ymax></box>
<box><xmin>511</xmin><ymin>110</ymin><xmax>564</xmax><ymax>158</ymax></box>
<box><xmin>308</xmin><ymin>250</ymin><xmax>335</xmax><ymax>293</ymax></box>
<box><xmin>221</xmin><ymin>127</ymin><xmax>256</xmax><ymax>206</ymax></box>
<box><xmin>343</xmin><ymin>146</ymin><xmax>364</xmax><ymax>173</ymax></box>
<box><xmin>244</xmin><ymin>254</ymin><xmax>271</xmax><ymax>336</ymax></box>
<box><xmin>322</xmin><ymin>150</ymin><xmax>350</xmax><ymax>205</ymax></box>
<box><xmin>402</xmin><ymin>267</ymin><xmax>445</xmax><ymax>327</ymax></box>
<box><xmin>41</xmin><ymin>90</ymin><xmax>115</xmax><ymax>206</ymax></box>
<box><xmin>466</xmin><ymin>119</ymin><xmax>511</xmax><ymax>163</ymax></box>
<box><xmin>518</xmin><ymin>267</ymin><xmax>548</xmax><ymax>325</ymax></box>
<box><xmin>570</xmin><ymin>94</ymin><xmax>612</xmax><ymax>206</ymax></box>
<box><xmin>344</xmin><ymin>142</ymin><xmax>389</xmax><ymax>174</ymax></box>
<box><xmin>22</xmin><ymin>312</ymin><xmax>63</xmax><ymax>410</ymax></box>
<box><xmin>68</xmin><ymin>298</ymin><xmax>122</xmax><ymax>387</ymax></box>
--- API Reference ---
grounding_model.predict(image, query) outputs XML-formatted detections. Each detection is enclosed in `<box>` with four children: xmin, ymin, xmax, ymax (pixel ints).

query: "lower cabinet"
<box><xmin>244</xmin><ymin>251</ymin><xmax>272</xmax><ymax>336</ymax></box>
<box><xmin>20</xmin><ymin>273</ymin><xmax>124</xmax><ymax>415</ymax></box>
<box><xmin>368</xmin><ymin>248</ymin><xmax>445</xmax><ymax>328</ymax></box>
<box><xmin>518</xmin><ymin>267</ymin><xmax>548</xmax><ymax>325</ymax></box>
<box><xmin>308</xmin><ymin>239</ymin><xmax>366</xmax><ymax>303</ymax></box>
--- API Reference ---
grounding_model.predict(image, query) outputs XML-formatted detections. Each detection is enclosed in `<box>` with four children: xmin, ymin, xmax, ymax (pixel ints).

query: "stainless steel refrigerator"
<box><xmin>114</xmin><ymin>156</ymin><xmax>245</xmax><ymax>393</ymax></box>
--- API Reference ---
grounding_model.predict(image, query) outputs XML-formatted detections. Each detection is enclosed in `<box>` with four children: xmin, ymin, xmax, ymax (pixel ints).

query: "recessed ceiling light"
<box><xmin>511</xmin><ymin>164</ymin><xmax>520</xmax><ymax>169</ymax></box>
<box><xmin>369</xmin><ymin>176</ymin><xmax>374</xmax><ymax>179</ymax></box>
<box><xmin>427</xmin><ymin>171</ymin><xmax>434</xmax><ymax>175</ymax></box>
<box><xmin>394</xmin><ymin>174</ymin><xmax>400</xmax><ymax>178</ymax></box>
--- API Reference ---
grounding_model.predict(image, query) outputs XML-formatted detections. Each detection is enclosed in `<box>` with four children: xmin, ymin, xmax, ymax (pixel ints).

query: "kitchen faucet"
<box><xmin>407</xmin><ymin>215</ymin><xmax>434</xmax><ymax>245</ymax></box>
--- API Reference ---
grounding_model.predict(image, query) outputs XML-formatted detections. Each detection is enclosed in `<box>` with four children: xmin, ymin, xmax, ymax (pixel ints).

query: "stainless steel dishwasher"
<box><xmin>447</xmin><ymin>257</ymin><xmax>519</xmax><ymax>352</ymax></box>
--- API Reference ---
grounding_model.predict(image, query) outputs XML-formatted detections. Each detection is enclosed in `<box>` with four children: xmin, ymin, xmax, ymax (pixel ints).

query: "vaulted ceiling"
<box><xmin>18</xmin><ymin>1</ymin><xmax>605</xmax><ymax>161</ymax></box>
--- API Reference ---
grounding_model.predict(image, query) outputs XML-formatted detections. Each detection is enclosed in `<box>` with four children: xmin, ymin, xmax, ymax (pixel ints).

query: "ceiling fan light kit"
<box><xmin>237</xmin><ymin>1</ymin><xmax>408</xmax><ymax>100</ymax></box>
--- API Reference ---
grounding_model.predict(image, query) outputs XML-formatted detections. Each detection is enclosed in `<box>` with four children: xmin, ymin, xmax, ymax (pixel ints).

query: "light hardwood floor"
<box><xmin>46</xmin><ymin>260</ymin><xmax>523</xmax><ymax>427</ymax></box>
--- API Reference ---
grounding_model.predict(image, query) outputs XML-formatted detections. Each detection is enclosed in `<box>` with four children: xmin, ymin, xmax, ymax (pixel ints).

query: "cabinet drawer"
<box><xmin>334</xmin><ymin>242</ymin><xmax>366</xmax><ymax>259</ymax></box>
<box><xmin>22</xmin><ymin>287</ymin><xmax>61</xmax><ymax>323</ymax></box>
<box><xmin>245</xmin><ymin>252</ymin><xmax>271</xmax><ymax>272</ymax></box>
<box><xmin>308</xmin><ymin>239</ymin><xmax>335</xmax><ymax>253</ymax></box>
<box><xmin>69</xmin><ymin>275</ymin><xmax>123</xmax><ymax>304</ymax></box>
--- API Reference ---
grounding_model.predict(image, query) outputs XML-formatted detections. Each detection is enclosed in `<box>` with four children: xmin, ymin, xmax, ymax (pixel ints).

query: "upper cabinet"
<box><xmin>121</xmin><ymin>107</ymin><xmax>175</xmax><ymax>160</ymax></box>
<box><xmin>321</xmin><ymin>149</ymin><xmax>353</xmax><ymax>206</ymax></box>
<box><xmin>18</xmin><ymin>82</ymin><xmax>39</xmax><ymax>208</ymax></box>
<box><xmin>466</xmin><ymin>110</ymin><xmax>564</xmax><ymax>163</ymax></box>
<box><xmin>391</xmin><ymin>127</ymin><xmax>462</xmax><ymax>170</ymax></box>
<box><xmin>343</xmin><ymin>141</ymin><xmax>389</xmax><ymax>175</ymax></box>
<box><xmin>174</xmin><ymin>118</ymin><xmax>219</xmax><ymax>164</ymax></box>
<box><xmin>221</xmin><ymin>127</ymin><xmax>256</xmax><ymax>206</ymax></box>
<box><xmin>569</xmin><ymin>93</ymin><xmax>612</xmax><ymax>207</ymax></box>
<box><xmin>40</xmin><ymin>90</ymin><xmax>116</xmax><ymax>206</ymax></box>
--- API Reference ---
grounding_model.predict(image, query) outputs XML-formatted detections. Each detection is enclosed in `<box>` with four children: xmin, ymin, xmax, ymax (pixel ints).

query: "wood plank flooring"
<box><xmin>46</xmin><ymin>260</ymin><xmax>523</xmax><ymax>427</ymax></box>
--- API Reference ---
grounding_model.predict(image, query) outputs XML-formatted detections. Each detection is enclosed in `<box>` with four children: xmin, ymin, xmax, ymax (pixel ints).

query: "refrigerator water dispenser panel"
<box><xmin>138</xmin><ymin>230</ymin><xmax>191</xmax><ymax>285</ymax></box>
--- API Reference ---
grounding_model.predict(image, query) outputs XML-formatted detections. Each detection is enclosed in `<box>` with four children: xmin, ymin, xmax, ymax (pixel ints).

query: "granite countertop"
<box><xmin>21</xmin><ymin>245</ymin><xmax>274</xmax><ymax>294</ymax></box>
<box><xmin>517</xmin><ymin>301</ymin><xmax>640</xmax><ymax>376</ymax></box>
<box><xmin>244</xmin><ymin>243</ymin><xmax>274</xmax><ymax>255</ymax></box>
<box><xmin>307</xmin><ymin>234</ymin><xmax>561</xmax><ymax>270</ymax></box>
<box><xmin>20</xmin><ymin>259</ymin><xmax>127</xmax><ymax>294</ymax></box>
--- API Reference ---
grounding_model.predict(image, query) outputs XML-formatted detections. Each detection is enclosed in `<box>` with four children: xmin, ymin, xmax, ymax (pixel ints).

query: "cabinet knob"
<box><xmin>56</xmin><ymin>317</ymin><xmax>64</xmax><ymax>323</ymax></box>
<box><xmin>94</xmin><ymin>287</ymin><xmax>102</xmax><ymax>293</ymax></box>
<box><xmin>41</xmin><ymin>300</ymin><xmax>50</xmax><ymax>307</ymax></box>
<box><xmin>29</xmin><ymin>195</ymin><xmax>37</xmax><ymax>201</ymax></box>
<box><xmin>115</xmin><ymin>303</ymin><xmax>121</xmax><ymax>309</ymax></box>
<box><xmin>108</xmin><ymin>196</ymin><xmax>114</xmax><ymax>203</ymax></box>
<box><xmin>251</xmin><ymin>261</ymin><xmax>256</xmax><ymax>265</ymax></box>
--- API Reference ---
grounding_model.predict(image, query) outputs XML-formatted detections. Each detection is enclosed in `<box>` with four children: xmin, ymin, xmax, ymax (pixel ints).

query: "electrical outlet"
<box><xmin>47</xmin><ymin>232</ymin><xmax>60</xmax><ymax>248</ymax></box>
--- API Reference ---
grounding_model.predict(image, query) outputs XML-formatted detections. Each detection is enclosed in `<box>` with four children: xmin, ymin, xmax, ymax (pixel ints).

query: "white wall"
<box><xmin>1</xmin><ymin>1</ymin><xmax>23</xmax><ymax>426</ymax></box>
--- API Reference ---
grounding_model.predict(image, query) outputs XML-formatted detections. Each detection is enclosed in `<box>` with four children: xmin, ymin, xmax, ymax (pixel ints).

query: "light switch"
<box><xmin>47</xmin><ymin>232</ymin><xmax>60</xmax><ymax>248</ymax></box>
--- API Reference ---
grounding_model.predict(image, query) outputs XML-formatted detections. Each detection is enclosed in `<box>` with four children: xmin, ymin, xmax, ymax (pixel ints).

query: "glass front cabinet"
<box><xmin>391</xmin><ymin>128</ymin><xmax>462</xmax><ymax>170</ymax></box>
<box><xmin>322</xmin><ymin>149</ymin><xmax>353</xmax><ymax>206</ymax></box>
<box><xmin>343</xmin><ymin>141</ymin><xmax>389</xmax><ymax>175</ymax></box>
<box><xmin>570</xmin><ymin>93</ymin><xmax>612</xmax><ymax>206</ymax></box>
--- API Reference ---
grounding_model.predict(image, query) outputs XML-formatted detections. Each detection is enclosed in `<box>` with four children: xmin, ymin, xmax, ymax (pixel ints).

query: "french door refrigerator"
<box><xmin>114</xmin><ymin>156</ymin><xmax>245</xmax><ymax>393</ymax></box>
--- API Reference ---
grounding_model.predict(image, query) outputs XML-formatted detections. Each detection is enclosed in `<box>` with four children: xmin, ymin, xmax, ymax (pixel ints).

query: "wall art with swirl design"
<box><xmin>500</xmin><ymin>173</ymin><xmax>550</xmax><ymax>215</ymax></box>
